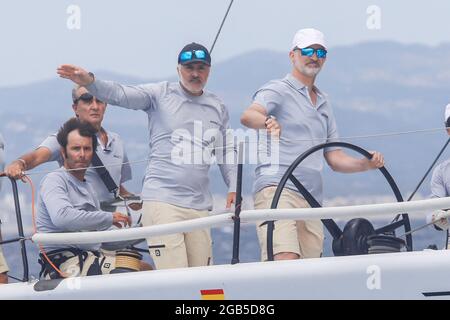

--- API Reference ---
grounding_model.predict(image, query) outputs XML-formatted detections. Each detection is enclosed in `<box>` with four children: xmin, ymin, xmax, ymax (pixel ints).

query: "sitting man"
<box><xmin>36</xmin><ymin>118</ymin><xmax>131</xmax><ymax>279</ymax></box>
<box><xmin>0</xmin><ymin>133</ymin><xmax>9</xmax><ymax>284</ymax></box>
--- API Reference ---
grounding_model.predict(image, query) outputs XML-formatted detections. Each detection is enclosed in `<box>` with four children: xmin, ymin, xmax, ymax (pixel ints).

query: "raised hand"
<box><xmin>57</xmin><ymin>64</ymin><xmax>94</xmax><ymax>86</ymax></box>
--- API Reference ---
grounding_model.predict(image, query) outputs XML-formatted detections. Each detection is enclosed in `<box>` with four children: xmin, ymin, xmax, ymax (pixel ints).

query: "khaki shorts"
<box><xmin>142</xmin><ymin>201</ymin><xmax>212</xmax><ymax>270</ymax></box>
<box><xmin>0</xmin><ymin>247</ymin><xmax>9</xmax><ymax>274</ymax></box>
<box><xmin>255</xmin><ymin>186</ymin><xmax>324</xmax><ymax>261</ymax></box>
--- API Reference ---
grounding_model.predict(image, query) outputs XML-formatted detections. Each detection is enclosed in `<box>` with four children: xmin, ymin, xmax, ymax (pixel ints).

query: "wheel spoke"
<box><xmin>375</xmin><ymin>219</ymin><xmax>405</xmax><ymax>234</ymax></box>
<box><xmin>289</xmin><ymin>175</ymin><xmax>342</xmax><ymax>239</ymax></box>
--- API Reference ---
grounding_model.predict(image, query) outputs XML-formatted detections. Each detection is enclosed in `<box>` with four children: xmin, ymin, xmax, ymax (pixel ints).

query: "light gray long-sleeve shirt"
<box><xmin>87</xmin><ymin>80</ymin><xmax>237</xmax><ymax>211</ymax></box>
<box><xmin>36</xmin><ymin>168</ymin><xmax>113</xmax><ymax>252</ymax></box>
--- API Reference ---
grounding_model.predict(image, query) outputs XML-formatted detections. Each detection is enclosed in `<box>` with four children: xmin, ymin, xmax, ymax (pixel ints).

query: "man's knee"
<box><xmin>0</xmin><ymin>273</ymin><xmax>7</xmax><ymax>284</ymax></box>
<box><xmin>274</xmin><ymin>252</ymin><xmax>300</xmax><ymax>260</ymax></box>
<box><xmin>140</xmin><ymin>261</ymin><xmax>153</xmax><ymax>271</ymax></box>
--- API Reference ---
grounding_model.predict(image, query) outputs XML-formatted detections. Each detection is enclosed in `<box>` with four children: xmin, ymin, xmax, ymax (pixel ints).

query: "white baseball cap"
<box><xmin>445</xmin><ymin>103</ymin><xmax>450</xmax><ymax>124</ymax></box>
<box><xmin>291</xmin><ymin>28</ymin><xmax>327</xmax><ymax>51</ymax></box>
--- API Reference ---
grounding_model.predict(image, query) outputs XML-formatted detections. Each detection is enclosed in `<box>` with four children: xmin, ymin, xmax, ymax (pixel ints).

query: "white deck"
<box><xmin>1</xmin><ymin>249</ymin><xmax>449</xmax><ymax>300</ymax></box>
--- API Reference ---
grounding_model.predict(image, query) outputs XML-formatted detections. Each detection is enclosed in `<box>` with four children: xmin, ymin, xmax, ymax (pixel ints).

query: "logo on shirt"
<box><xmin>209</xmin><ymin>120</ymin><xmax>222</xmax><ymax>127</ymax></box>
<box><xmin>169</xmin><ymin>120</ymin><xmax>280</xmax><ymax>172</ymax></box>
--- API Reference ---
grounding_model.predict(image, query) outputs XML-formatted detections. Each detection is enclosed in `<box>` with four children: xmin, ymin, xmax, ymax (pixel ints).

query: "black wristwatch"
<box><xmin>265</xmin><ymin>115</ymin><xmax>276</xmax><ymax>127</ymax></box>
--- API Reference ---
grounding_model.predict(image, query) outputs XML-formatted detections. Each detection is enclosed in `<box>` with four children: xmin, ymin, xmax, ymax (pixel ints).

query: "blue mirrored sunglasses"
<box><xmin>179</xmin><ymin>50</ymin><xmax>207</xmax><ymax>63</ymax></box>
<box><xmin>296</xmin><ymin>47</ymin><xmax>327</xmax><ymax>59</ymax></box>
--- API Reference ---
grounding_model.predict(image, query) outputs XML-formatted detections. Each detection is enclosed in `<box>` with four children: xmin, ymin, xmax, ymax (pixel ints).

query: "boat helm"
<box><xmin>265</xmin><ymin>142</ymin><xmax>412</xmax><ymax>260</ymax></box>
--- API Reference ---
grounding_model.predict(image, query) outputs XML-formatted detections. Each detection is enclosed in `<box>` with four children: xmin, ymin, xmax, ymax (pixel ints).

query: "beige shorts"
<box><xmin>255</xmin><ymin>186</ymin><xmax>324</xmax><ymax>261</ymax></box>
<box><xmin>142</xmin><ymin>201</ymin><xmax>212</xmax><ymax>270</ymax></box>
<box><xmin>0</xmin><ymin>247</ymin><xmax>9</xmax><ymax>274</ymax></box>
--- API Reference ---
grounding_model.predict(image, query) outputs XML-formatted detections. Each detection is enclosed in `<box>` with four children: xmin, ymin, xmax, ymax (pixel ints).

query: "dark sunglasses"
<box><xmin>73</xmin><ymin>92</ymin><xmax>104</xmax><ymax>105</ymax></box>
<box><xmin>179</xmin><ymin>50</ymin><xmax>208</xmax><ymax>63</ymax></box>
<box><xmin>295</xmin><ymin>47</ymin><xmax>327</xmax><ymax>59</ymax></box>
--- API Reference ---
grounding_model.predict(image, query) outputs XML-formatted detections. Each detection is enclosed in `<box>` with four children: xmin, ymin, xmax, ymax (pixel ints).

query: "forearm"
<box><xmin>87</xmin><ymin>79</ymin><xmax>150</xmax><ymax>110</ymax></box>
<box><xmin>241</xmin><ymin>107</ymin><xmax>267</xmax><ymax>129</ymax></box>
<box><xmin>219</xmin><ymin>163</ymin><xmax>238</xmax><ymax>192</ymax></box>
<box><xmin>217</xmin><ymin>127</ymin><xmax>238</xmax><ymax>192</ymax></box>
<box><xmin>9</xmin><ymin>148</ymin><xmax>51</xmax><ymax>172</ymax></box>
<box><xmin>20</xmin><ymin>151</ymin><xmax>50</xmax><ymax>170</ymax></box>
<box><xmin>119</xmin><ymin>185</ymin><xmax>134</xmax><ymax>197</ymax></box>
<box><xmin>325</xmin><ymin>150</ymin><xmax>369</xmax><ymax>173</ymax></box>
<box><xmin>51</xmin><ymin>206</ymin><xmax>113</xmax><ymax>231</ymax></box>
<box><xmin>43</xmin><ymin>185</ymin><xmax>113</xmax><ymax>231</ymax></box>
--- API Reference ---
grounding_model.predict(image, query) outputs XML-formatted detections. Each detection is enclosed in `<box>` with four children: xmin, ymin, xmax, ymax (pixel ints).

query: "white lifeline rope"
<box><xmin>33</xmin><ymin>212</ymin><xmax>234</xmax><ymax>245</ymax></box>
<box><xmin>19</xmin><ymin>126</ymin><xmax>450</xmax><ymax>177</ymax></box>
<box><xmin>32</xmin><ymin>197</ymin><xmax>450</xmax><ymax>245</ymax></box>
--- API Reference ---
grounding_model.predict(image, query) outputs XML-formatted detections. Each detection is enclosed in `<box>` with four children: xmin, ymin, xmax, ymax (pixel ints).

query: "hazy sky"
<box><xmin>1</xmin><ymin>0</ymin><xmax>449</xmax><ymax>87</ymax></box>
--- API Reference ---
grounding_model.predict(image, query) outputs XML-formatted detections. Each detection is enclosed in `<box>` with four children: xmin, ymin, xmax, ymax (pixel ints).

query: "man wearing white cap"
<box><xmin>428</xmin><ymin>104</ymin><xmax>450</xmax><ymax>234</ymax></box>
<box><xmin>241</xmin><ymin>28</ymin><xmax>385</xmax><ymax>261</ymax></box>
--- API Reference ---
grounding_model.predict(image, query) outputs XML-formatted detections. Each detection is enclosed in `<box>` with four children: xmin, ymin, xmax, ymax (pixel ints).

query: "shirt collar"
<box><xmin>96</xmin><ymin>129</ymin><xmax>114</xmax><ymax>151</ymax></box>
<box><xmin>285</xmin><ymin>73</ymin><xmax>307</xmax><ymax>92</ymax></box>
<box><xmin>285</xmin><ymin>73</ymin><xmax>326</xmax><ymax>108</ymax></box>
<box><xmin>62</xmin><ymin>167</ymin><xmax>86</xmax><ymax>185</ymax></box>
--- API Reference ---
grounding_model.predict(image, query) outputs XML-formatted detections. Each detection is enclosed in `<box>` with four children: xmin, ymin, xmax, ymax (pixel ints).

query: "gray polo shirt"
<box><xmin>87</xmin><ymin>80</ymin><xmax>237</xmax><ymax>211</ymax></box>
<box><xmin>430</xmin><ymin>159</ymin><xmax>450</xmax><ymax>198</ymax></box>
<box><xmin>36</xmin><ymin>168</ymin><xmax>113</xmax><ymax>252</ymax></box>
<box><xmin>39</xmin><ymin>130</ymin><xmax>132</xmax><ymax>202</ymax></box>
<box><xmin>253</xmin><ymin>73</ymin><xmax>340</xmax><ymax>204</ymax></box>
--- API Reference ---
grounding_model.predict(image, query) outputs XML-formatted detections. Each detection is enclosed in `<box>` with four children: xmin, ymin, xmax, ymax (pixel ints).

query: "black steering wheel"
<box><xmin>265</xmin><ymin>142</ymin><xmax>412</xmax><ymax>260</ymax></box>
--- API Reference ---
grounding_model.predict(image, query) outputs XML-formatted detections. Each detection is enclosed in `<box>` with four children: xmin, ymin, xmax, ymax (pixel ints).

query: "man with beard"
<box><xmin>36</xmin><ymin>118</ymin><xmax>131</xmax><ymax>278</ymax></box>
<box><xmin>241</xmin><ymin>28</ymin><xmax>384</xmax><ymax>261</ymax></box>
<box><xmin>56</xmin><ymin>42</ymin><xmax>237</xmax><ymax>270</ymax></box>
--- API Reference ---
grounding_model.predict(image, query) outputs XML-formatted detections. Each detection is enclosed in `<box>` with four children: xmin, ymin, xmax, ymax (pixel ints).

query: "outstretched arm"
<box><xmin>3</xmin><ymin>147</ymin><xmax>52</xmax><ymax>180</ymax></box>
<box><xmin>57</xmin><ymin>64</ymin><xmax>152</xmax><ymax>110</ymax></box>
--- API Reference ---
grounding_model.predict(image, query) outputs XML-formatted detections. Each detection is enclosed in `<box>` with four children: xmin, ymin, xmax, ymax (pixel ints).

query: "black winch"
<box><xmin>332</xmin><ymin>218</ymin><xmax>405</xmax><ymax>256</ymax></box>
